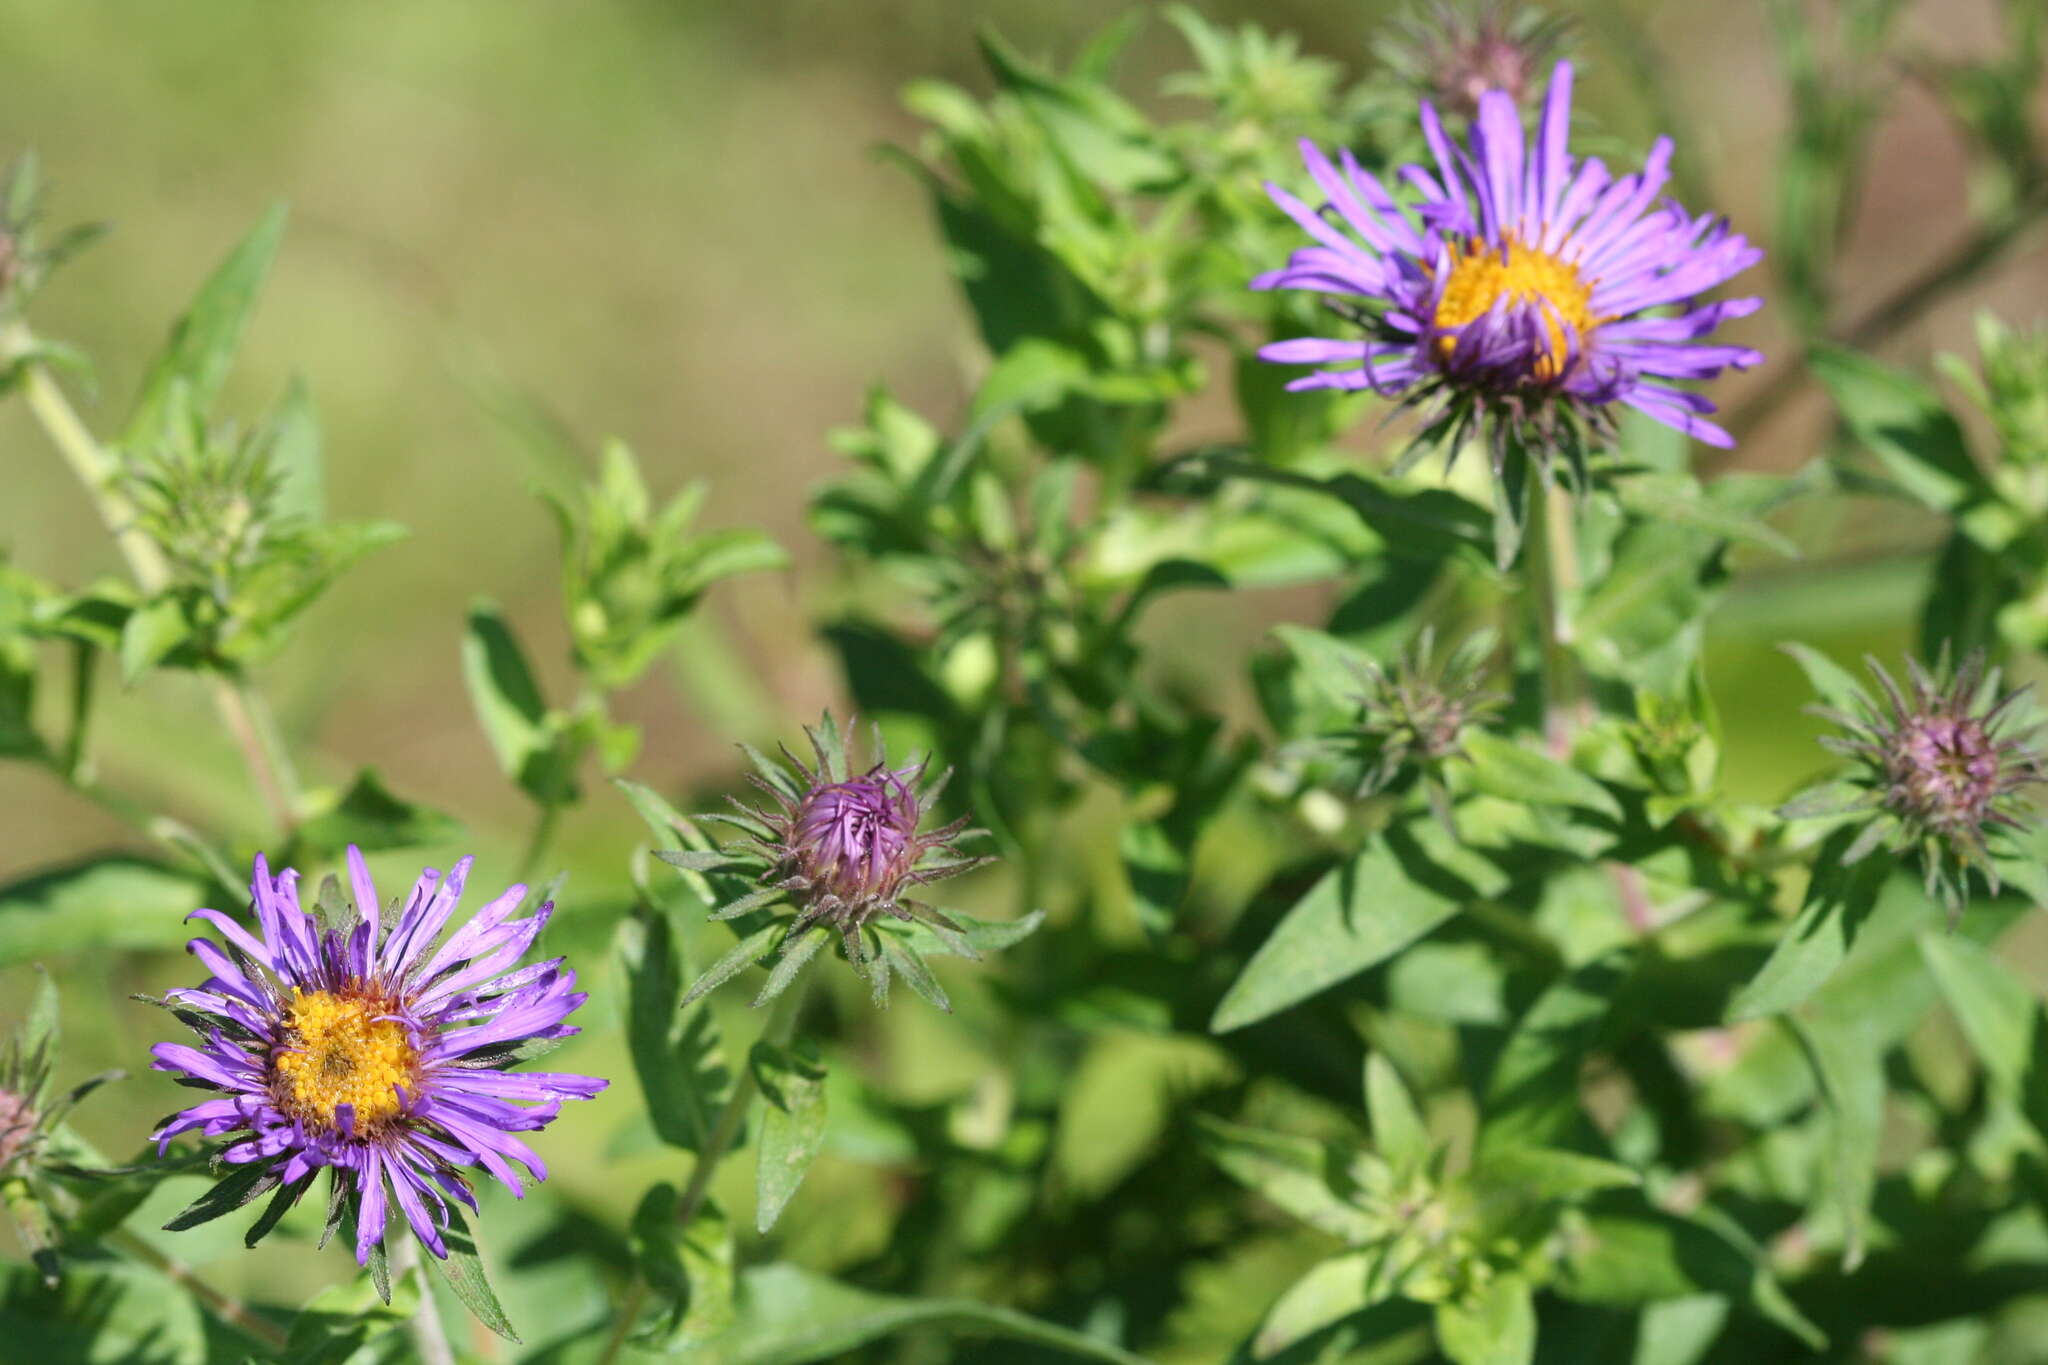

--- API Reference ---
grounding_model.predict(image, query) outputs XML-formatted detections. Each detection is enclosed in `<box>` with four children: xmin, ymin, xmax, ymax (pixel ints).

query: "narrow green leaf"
<box><xmin>283</xmin><ymin>1262</ymin><xmax>420</xmax><ymax>1364</ymax></box>
<box><xmin>753</xmin><ymin>1039</ymin><xmax>829</xmax><ymax>1234</ymax></box>
<box><xmin>294</xmin><ymin>768</ymin><xmax>462</xmax><ymax>856</ymax></box>
<box><xmin>0</xmin><ymin>857</ymin><xmax>209</xmax><ymax>968</ymax></box>
<box><xmin>1918</xmin><ymin>930</ymin><xmax>2038</xmax><ymax>1096</ymax></box>
<box><xmin>1471</xmin><ymin>1146</ymin><xmax>1639</xmax><ymax>1201</ymax></box>
<box><xmin>117</xmin><ymin>597</ymin><xmax>189</xmax><ymax>684</ymax></box>
<box><xmin>124</xmin><ymin>203</ymin><xmax>288</xmax><ymax>446</ymax></box>
<box><xmin>162</xmin><ymin>1162</ymin><xmax>276</xmax><ymax>1232</ymax></box>
<box><xmin>877</xmin><ymin>934</ymin><xmax>950</xmax><ymax>1013</ymax></box>
<box><xmin>1459</xmin><ymin>729</ymin><xmax>1621</xmax><ymax>820</ymax></box>
<box><xmin>1435</xmin><ymin>1276</ymin><xmax>1535</xmax><ymax>1365</ymax></box>
<box><xmin>1212</xmin><ymin>831</ymin><xmax>1463</xmax><ymax>1032</ymax></box>
<box><xmin>1812</xmin><ymin>343</ymin><xmax>1987</xmax><ymax>513</ymax></box>
<box><xmin>1729</xmin><ymin>828</ymin><xmax>1889</xmax><ymax>1021</ymax></box>
<box><xmin>618</xmin><ymin>909</ymin><xmax>731</xmax><ymax>1152</ymax></box>
<box><xmin>681</xmin><ymin>923</ymin><xmax>784</xmax><ymax>1009</ymax></box>
<box><xmin>1481</xmin><ymin>952</ymin><xmax>1629</xmax><ymax>1154</ymax></box>
<box><xmin>426</xmin><ymin>1205</ymin><xmax>519</xmax><ymax>1343</ymax></box>
<box><xmin>630</xmin><ymin>1185</ymin><xmax>737</xmax><ymax>1349</ymax></box>
<box><xmin>713</xmin><ymin>1262</ymin><xmax>1151</xmax><ymax>1364</ymax></box>
<box><xmin>1790</xmin><ymin>1011</ymin><xmax>1883</xmax><ymax>1269</ymax></box>
<box><xmin>1778</xmin><ymin>642</ymin><xmax>1869</xmax><ymax>716</ymax></box>
<box><xmin>1194</xmin><ymin>1115</ymin><xmax>1377</xmax><ymax>1243</ymax></box>
<box><xmin>1364</xmin><ymin>1053</ymin><xmax>1430</xmax><ymax>1169</ymax></box>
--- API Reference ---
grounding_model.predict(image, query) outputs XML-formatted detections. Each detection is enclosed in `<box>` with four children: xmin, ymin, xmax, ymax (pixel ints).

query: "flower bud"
<box><xmin>1791</xmin><ymin>648</ymin><xmax>2045</xmax><ymax>921</ymax></box>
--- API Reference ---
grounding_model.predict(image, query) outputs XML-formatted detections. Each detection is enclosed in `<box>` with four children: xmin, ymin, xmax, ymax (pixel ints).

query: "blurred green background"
<box><xmin>0</xmin><ymin>0</ymin><xmax>2041</xmax><ymax>1350</ymax></box>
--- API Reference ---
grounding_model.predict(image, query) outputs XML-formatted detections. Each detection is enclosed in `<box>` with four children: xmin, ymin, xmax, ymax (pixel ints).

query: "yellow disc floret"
<box><xmin>271</xmin><ymin>989</ymin><xmax>419</xmax><ymax>1133</ymax></box>
<box><xmin>1433</xmin><ymin>235</ymin><xmax>1599</xmax><ymax>379</ymax></box>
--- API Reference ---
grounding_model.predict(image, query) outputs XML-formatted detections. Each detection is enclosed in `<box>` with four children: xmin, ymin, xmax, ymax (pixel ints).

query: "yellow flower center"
<box><xmin>1433</xmin><ymin>235</ymin><xmax>1599</xmax><ymax>379</ymax></box>
<box><xmin>272</xmin><ymin>989</ymin><xmax>418</xmax><ymax>1133</ymax></box>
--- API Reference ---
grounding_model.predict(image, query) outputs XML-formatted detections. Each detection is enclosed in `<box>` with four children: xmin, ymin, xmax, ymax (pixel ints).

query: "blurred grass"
<box><xmin>0</xmin><ymin>0</ymin><xmax>2042</xmax><ymax>1342</ymax></box>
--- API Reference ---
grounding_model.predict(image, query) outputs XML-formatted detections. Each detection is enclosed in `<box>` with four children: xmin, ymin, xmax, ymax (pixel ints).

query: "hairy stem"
<box><xmin>1525</xmin><ymin>481</ymin><xmax>1584</xmax><ymax>756</ymax></box>
<box><xmin>108</xmin><ymin>1226</ymin><xmax>289</xmax><ymax>1351</ymax></box>
<box><xmin>594</xmin><ymin>976</ymin><xmax>811</xmax><ymax>1365</ymax></box>
<box><xmin>9</xmin><ymin>339</ymin><xmax>302</xmax><ymax>833</ymax></box>
<box><xmin>391</xmin><ymin>1235</ymin><xmax>458</xmax><ymax>1365</ymax></box>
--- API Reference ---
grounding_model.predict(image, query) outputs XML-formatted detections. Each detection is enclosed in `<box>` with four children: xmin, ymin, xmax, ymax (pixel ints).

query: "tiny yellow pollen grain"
<box><xmin>271</xmin><ymin>988</ymin><xmax>419</xmax><ymax>1134</ymax></box>
<box><xmin>1432</xmin><ymin>235</ymin><xmax>1600</xmax><ymax>379</ymax></box>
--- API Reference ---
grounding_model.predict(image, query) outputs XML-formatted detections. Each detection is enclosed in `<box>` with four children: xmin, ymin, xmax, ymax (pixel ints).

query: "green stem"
<box><xmin>515</xmin><ymin>801</ymin><xmax>561</xmax><ymax>885</ymax></box>
<box><xmin>1524</xmin><ymin>482</ymin><xmax>1583</xmax><ymax>756</ymax></box>
<box><xmin>62</xmin><ymin>637</ymin><xmax>95</xmax><ymax>781</ymax></box>
<box><xmin>108</xmin><ymin>1226</ymin><xmax>289</xmax><ymax>1352</ymax></box>
<box><xmin>391</xmin><ymin>1235</ymin><xmax>457</xmax><ymax>1365</ymax></box>
<box><xmin>594</xmin><ymin>976</ymin><xmax>812</xmax><ymax>1365</ymax></box>
<box><xmin>8</xmin><ymin>336</ymin><xmax>302</xmax><ymax>833</ymax></box>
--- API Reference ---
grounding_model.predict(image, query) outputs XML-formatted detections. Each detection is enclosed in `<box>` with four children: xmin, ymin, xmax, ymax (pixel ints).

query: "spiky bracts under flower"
<box><xmin>147</xmin><ymin>849</ymin><xmax>606</xmax><ymax>1274</ymax></box>
<box><xmin>1311</xmin><ymin>628</ymin><xmax>1503</xmax><ymax>833</ymax></box>
<box><xmin>1378</xmin><ymin>0</ymin><xmax>1574</xmax><ymax>122</ymax></box>
<box><xmin>659</xmin><ymin>715</ymin><xmax>1007</xmax><ymax>1013</ymax></box>
<box><xmin>0</xmin><ymin>973</ymin><xmax>120</xmax><ymax>1285</ymax></box>
<box><xmin>1786</xmin><ymin>649</ymin><xmax>2045</xmax><ymax>923</ymax></box>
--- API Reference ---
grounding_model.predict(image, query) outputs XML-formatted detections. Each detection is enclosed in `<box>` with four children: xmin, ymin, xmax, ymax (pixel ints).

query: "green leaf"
<box><xmin>1471</xmin><ymin>1146</ymin><xmax>1639</xmax><ymax>1202</ymax></box>
<box><xmin>1790</xmin><ymin>1010</ymin><xmax>1882</xmax><ymax>1269</ymax></box>
<box><xmin>706</xmin><ymin>1262</ymin><xmax>1151</xmax><ymax>1365</ymax></box>
<box><xmin>682</xmin><ymin>923</ymin><xmax>786</xmax><ymax>1009</ymax></box>
<box><xmin>294</xmin><ymin>768</ymin><xmax>462</xmax><ymax>856</ymax></box>
<box><xmin>1812</xmin><ymin>343</ymin><xmax>1988</xmax><ymax>514</ymax></box>
<box><xmin>283</xmin><ymin>1262</ymin><xmax>420</xmax><ymax>1364</ymax></box>
<box><xmin>1556</xmin><ymin>1197</ymin><xmax>1825</xmax><ymax>1350</ymax></box>
<box><xmin>161</xmin><ymin>1161</ymin><xmax>276</xmax><ymax>1232</ymax></box>
<box><xmin>1435</xmin><ymin>1276</ymin><xmax>1535</xmax><ymax>1365</ymax></box>
<box><xmin>1458</xmin><ymin>730</ymin><xmax>1621</xmax><ymax>820</ymax></box>
<box><xmin>1728</xmin><ymin>828</ymin><xmax>1890</xmax><ymax>1021</ymax></box>
<box><xmin>753</xmin><ymin>1039</ymin><xmax>829</xmax><ymax>1234</ymax></box>
<box><xmin>1212</xmin><ymin>831</ymin><xmax>1463</xmax><ymax>1032</ymax></box>
<box><xmin>1364</xmin><ymin>1053</ymin><xmax>1430</xmax><ymax>1169</ymax></box>
<box><xmin>1919</xmin><ymin>930</ymin><xmax>2037</xmax><ymax>1096</ymax></box>
<box><xmin>877</xmin><ymin>932</ymin><xmax>951</xmax><ymax>1012</ymax></box>
<box><xmin>618</xmin><ymin>908</ymin><xmax>732</xmax><ymax>1153</ymax></box>
<box><xmin>631</xmin><ymin>1186</ymin><xmax>737</xmax><ymax>1349</ymax></box>
<box><xmin>1244</xmin><ymin>1252</ymin><xmax>1388</xmax><ymax>1358</ymax></box>
<box><xmin>262</xmin><ymin>375</ymin><xmax>324</xmax><ymax>524</ymax></box>
<box><xmin>460</xmin><ymin>598</ymin><xmax>571</xmax><ymax>804</ymax></box>
<box><xmin>0</xmin><ymin>1260</ymin><xmax>209</xmax><ymax>1363</ymax></box>
<box><xmin>123</xmin><ymin>204</ymin><xmax>287</xmax><ymax>449</ymax></box>
<box><xmin>1193</xmin><ymin>1116</ymin><xmax>1376</xmax><ymax>1242</ymax></box>
<box><xmin>0</xmin><ymin>857</ymin><xmax>208</xmax><ymax>967</ymax></box>
<box><xmin>1480</xmin><ymin>952</ymin><xmax>1629</xmax><ymax>1154</ymax></box>
<box><xmin>117</xmin><ymin>596</ymin><xmax>190</xmax><ymax>684</ymax></box>
<box><xmin>426</xmin><ymin>1204</ymin><xmax>519</xmax><ymax>1343</ymax></box>
<box><xmin>1778</xmin><ymin>642</ymin><xmax>1869</xmax><ymax>716</ymax></box>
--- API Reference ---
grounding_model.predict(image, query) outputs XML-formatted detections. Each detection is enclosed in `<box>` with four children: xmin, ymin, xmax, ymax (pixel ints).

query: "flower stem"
<box><xmin>515</xmin><ymin>800</ymin><xmax>561</xmax><ymax>884</ymax></box>
<box><xmin>594</xmin><ymin>975</ymin><xmax>811</xmax><ymax>1365</ymax></box>
<box><xmin>7</xmin><ymin>336</ymin><xmax>301</xmax><ymax>834</ymax></box>
<box><xmin>392</xmin><ymin>1235</ymin><xmax>458</xmax><ymax>1365</ymax></box>
<box><xmin>1524</xmin><ymin>481</ymin><xmax>1584</xmax><ymax>755</ymax></box>
<box><xmin>108</xmin><ymin>1225</ymin><xmax>288</xmax><ymax>1351</ymax></box>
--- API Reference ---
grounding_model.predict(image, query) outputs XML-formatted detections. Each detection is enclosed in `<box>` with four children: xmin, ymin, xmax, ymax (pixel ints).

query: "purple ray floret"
<box><xmin>150</xmin><ymin>847</ymin><xmax>606</xmax><ymax>1264</ymax></box>
<box><xmin>1253</xmin><ymin>59</ymin><xmax>1763</xmax><ymax>451</ymax></box>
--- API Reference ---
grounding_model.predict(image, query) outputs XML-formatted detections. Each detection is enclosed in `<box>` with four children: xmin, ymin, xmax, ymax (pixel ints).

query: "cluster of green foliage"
<box><xmin>2</xmin><ymin>2</ymin><xmax>2048</xmax><ymax>1362</ymax></box>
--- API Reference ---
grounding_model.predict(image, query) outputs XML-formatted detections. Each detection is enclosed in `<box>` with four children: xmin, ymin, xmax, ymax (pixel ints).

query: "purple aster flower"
<box><xmin>659</xmin><ymin>715</ymin><xmax>1014</xmax><ymax>1012</ymax></box>
<box><xmin>148</xmin><ymin>848</ymin><xmax>606</xmax><ymax>1270</ymax></box>
<box><xmin>1785</xmin><ymin>649</ymin><xmax>2046</xmax><ymax>923</ymax></box>
<box><xmin>1252</xmin><ymin>60</ymin><xmax>1762</xmax><ymax>494</ymax></box>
